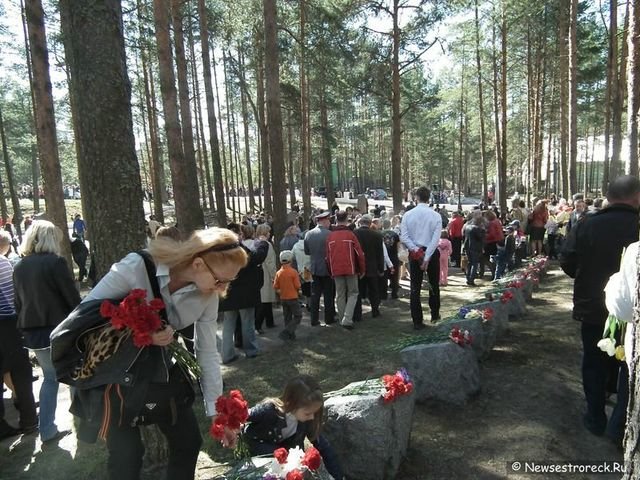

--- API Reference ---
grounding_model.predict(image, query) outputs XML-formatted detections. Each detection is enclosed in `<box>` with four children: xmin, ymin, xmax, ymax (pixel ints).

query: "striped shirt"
<box><xmin>0</xmin><ymin>256</ymin><xmax>15</xmax><ymax>317</ymax></box>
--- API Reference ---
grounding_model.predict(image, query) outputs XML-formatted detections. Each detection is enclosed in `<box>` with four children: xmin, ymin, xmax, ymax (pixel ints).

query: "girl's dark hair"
<box><xmin>273</xmin><ymin>375</ymin><xmax>324</xmax><ymax>440</ymax></box>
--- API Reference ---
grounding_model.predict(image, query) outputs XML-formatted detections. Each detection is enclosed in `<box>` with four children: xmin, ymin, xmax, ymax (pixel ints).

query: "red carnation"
<box><xmin>274</xmin><ymin>447</ymin><xmax>289</xmax><ymax>464</ymax></box>
<box><xmin>209</xmin><ymin>390</ymin><xmax>249</xmax><ymax>442</ymax></box>
<box><xmin>285</xmin><ymin>470</ymin><xmax>304</xmax><ymax>480</ymax></box>
<box><xmin>302</xmin><ymin>446</ymin><xmax>322</xmax><ymax>470</ymax></box>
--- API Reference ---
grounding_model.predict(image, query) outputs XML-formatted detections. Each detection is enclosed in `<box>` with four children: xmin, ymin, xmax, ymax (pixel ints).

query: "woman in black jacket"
<box><xmin>14</xmin><ymin>220</ymin><xmax>81</xmax><ymax>443</ymax></box>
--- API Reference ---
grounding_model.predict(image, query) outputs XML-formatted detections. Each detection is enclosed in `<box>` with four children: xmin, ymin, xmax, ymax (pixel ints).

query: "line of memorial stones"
<box><xmin>322</xmin><ymin>257</ymin><xmax>550</xmax><ymax>480</ymax></box>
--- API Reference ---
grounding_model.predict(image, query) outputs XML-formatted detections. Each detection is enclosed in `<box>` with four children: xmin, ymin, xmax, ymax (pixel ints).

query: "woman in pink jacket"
<box><xmin>438</xmin><ymin>230</ymin><xmax>453</xmax><ymax>286</ymax></box>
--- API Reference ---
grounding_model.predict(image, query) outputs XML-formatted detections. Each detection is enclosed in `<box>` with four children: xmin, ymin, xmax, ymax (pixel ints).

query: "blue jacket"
<box><xmin>243</xmin><ymin>401</ymin><xmax>343</xmax><ymax>479</ymax></box>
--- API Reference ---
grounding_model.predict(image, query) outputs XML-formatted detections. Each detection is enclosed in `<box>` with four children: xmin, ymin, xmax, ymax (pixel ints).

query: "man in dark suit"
<box><xmin>561</xmin><ymin>175</ymin><xmax>640</xmax><ymax>442</ymax></box>
<box><xmin>353</xmin><ymin>215</ymin><xmax>385</xmax><ymax>320</ymax></box>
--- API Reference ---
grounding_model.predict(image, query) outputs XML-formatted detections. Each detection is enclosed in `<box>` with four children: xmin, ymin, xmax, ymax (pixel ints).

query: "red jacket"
<box><xmin>485</xmin><ymin>219</ymin><xmax>505</xmax><ymax>244</ymax></box>
<box><xmin>448</xmin><ymin>216</ymin><xmax>464</xmax><ymax>239</ymax></box>
<box><xmin>326</xmin><ymin>226</ymin><xmax>365</xmax><ymax>277</ymax></box>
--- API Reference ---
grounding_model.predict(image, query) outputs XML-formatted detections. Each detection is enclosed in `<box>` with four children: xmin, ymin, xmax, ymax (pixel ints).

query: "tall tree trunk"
<box><xmin>25</xmin><ymin>0</ymin><xmax>71</xmax><ymax>266</ymax></box>
<box><xmin>20</xmin><ymin>0</ymin><xmax>39</xmax><ymax>214</ymax></box>
<box><xmin>59</xmin><ymin>0</ymin><xmax>145</xmax><ymax>279</ymax></box>
<box><xmin>153</xmin><ymin>0</ymin><xmax>203</xmax><ymax>234</ymax></box>
<box><xmin>255</xmin><ymin>28</ymin><xmax>272</xmax><ymax>215</ymax></box>
<box><xmin>188</xmin><ymin>7</ymin><xmax>214</xmax><ymax>212</ymax></box>
<box><xmin>623</xmin><ymin>246</ymin><xmax>640</xmax><ymax>477</ymax></box>
<box><xmin>263</xmin><ymin>0</ymin><xmax>287</xmax><ymax>241</ymax></box>
<box><xmin>299</xmin><ymin>0</ymin><xmax>311</xmax><ymax>225</ymax></box>
<box><xmin>602</xmin><ymin>0</ymin><xmax>617</xmax><ymax>192</ymax></box>
<box><xmin>319</xmin><ymin>90</ymin><xmax>335</xmax><ymax>208</ymax></box>
<box><xmin>611</xmin><ymin>1</ymin><xmax>630</xmax><ymax>180</ymax></box>
<box><xmin>287</xmin><ymin>109</ymin><xmax>296</xmax><ymax>209</ymax></box>
<box><xmin>475</xmin><ymin>0</ymin><xmax>488</xmax><ymax>204</ymax></box>
<box><xmin>499</xmin><ymin>1</ymin><xmax>508</xmax><ymax>213</ymax></box>
<box><xmin>568</xmin><ymin>0</ymin><xmax>579</xmax><ymax>195</ymax></box>
<box><xmin>171</xmin><ymin>0</ymin><xmax>203</xmax><ymax>210</ymax></box>
<box><xmin>222</xmin><ymin>53</ymin><xmax>237</xmax><ymax>219</ymax></box>
<box><xmin>390</xmin><ymin>0</ymin><xmax>402</xmax><ymax>212</ymax></box>
<box><xmin>197</xmin><ymin>0</ymin><xmax>226</xmax><ymax>226</ymax></box>
<box><xmin>492</xmin><ymin>18</ymin><xmax>503</xmax><ymax>206</ymax></box>
<box><xmin>0</xmin><ymin>105</ymin><xmax>23</xmax><ymax>236</ymax></box>
<box><xmin>238</xmin><ymin>49</ymin><xmax>256</xmax><ymax>213</ymax></box>
<box><xmin>212</xmin><ymin>50</ymin><xmax>231</xmax><ymax>217</ymax></box>
<box><xmin>136</xmin><ymin>0</ymin><xmax>164</xmax><ymax>222</ymax></box>
<box><xmin>626</xmin><ymin>0</ymin><xmax>640</xmax><ymax>174</ymax></box>
<box><xmin>0</xmin><ymin>105</ymin><xmax>13</xmax><ymax>225</ymax></box>
<box><xmin>559</xmin><ymin>0</ymin><xmax>570</xmax><ymax>199</ymax></box>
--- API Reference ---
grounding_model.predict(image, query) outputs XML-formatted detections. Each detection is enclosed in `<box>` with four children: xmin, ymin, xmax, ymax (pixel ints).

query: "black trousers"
<box><xmin>409</xmin><ymin>249</ymin><xmax>440</xmax><ymax>325</ymax></box>
<box><xmin>451</xmin><ymin>237</ymin><xmax>462</xmax><ymax>267</ymax></box>
<box><xmin>581</xmin><ymin>322</ymin><xmax>620</xmax><ymax>432</ymax></box>
<box><xmin>354</xmin><ymin>275</ymin><xmax>381</xmax><ymax>321</ymax></box>
<box><xmin>0</xmin><ymin>316</ymin><xmax>38</xmax><ymax>430</ymax></box>
<box><xmin>255</xmin><ymin>302</ymin><xmax>275</xmax><ymax>329</ymax></box>
<box><xmin>380</xmin><ymin>264</ymin><xmax>400</xmax><ymax>299</ymax></box>
<box><xmin>106</xmin><ymin>404</ymin><xmax>202</xmax><ymax>480</ymax></box>
<box><xmin>310</xmin><ymin>275</ymin><xmax>336</xmax><ymax>325</ymax></box>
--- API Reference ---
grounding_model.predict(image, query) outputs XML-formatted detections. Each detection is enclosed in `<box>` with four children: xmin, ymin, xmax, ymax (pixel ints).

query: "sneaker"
<box><xmin>0</xmin><ymin>425</ymin><xmax>21</xmax><ymax>441</ymax></box>
<box><xmin>42</xmin><ymin>429</ymin><xmax>72</xmax><ymax>445</ymax></box>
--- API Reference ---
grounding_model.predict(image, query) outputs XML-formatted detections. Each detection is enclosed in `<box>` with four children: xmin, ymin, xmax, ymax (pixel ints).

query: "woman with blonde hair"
<box><xmin>76</xmin><ymin>227</ymin><xmax>248</xmax><ymax>479</ymax></box>
<box><xmin>255</xmin><ymin>223</ymin><xmax>278</xmax><ymax>333</ymax></box>
<box><xmin>14</xmin><ymin>220</ymin><xmax>81</xmax><ymax>443</ymax></box>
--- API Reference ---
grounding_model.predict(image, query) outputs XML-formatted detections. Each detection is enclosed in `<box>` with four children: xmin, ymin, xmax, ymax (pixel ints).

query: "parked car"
<box><xmin>366</xmin><ymin>188</ymin><xmax>387</xmax><ymax>200</ymax></box>
<box><xmin>314</xmin><ymin>186</ymin><xmax>327</xmax><ymax>197</ymax></box>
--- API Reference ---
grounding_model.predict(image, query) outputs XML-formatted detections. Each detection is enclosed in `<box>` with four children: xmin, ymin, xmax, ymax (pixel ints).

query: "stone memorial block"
<box><xmin>323</xmin><ymin>381</ymin><xmax>415</xmax><ymax>480</ymax></box>
<box><xmin>400</xmin><ymin>342</ymin><xmax>480</xmax><ymax>405</ymax></box>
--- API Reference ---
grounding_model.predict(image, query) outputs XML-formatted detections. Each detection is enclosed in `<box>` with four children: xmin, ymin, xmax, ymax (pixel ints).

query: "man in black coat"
<box><xmin>561</xmin><ymin>175</ymin><xmax>640</xmax><ymax>441</ymax></box>
<box><xmin>353</xmin><ymin>215</ymin><xmax>385</xmax><ymax>320</ymax></box>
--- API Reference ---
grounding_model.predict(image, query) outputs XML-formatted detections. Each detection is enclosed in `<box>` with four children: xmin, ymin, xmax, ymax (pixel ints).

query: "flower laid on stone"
<box><xmin>262</xmin><ymin>445</ymin><xmax>322</xmax><ymax>479</ymax></box>
<box><xmin>381</xmin><ymin>368</ymin><xmax>413</xmax><ymax>403</ymax></box>
<box><xmin>458</xmin><ymin>306</ymin><xmax>471</xmax><ymax>318</ymax></box>
<box><xmin>210</xmin><ymin>390</ymin><xmax>249</xmax><ymax>445</ymax></box>
<box><xmin>449</xmin><ymin>326</ymin><xmax>472</xmax><ymax>346</ymax></box>
<box><xmin>464</xmin><ymin>309</ymin><xmax>482</xmax><ymax>320</ymax></box>
<box><xmin>507</xmin><ymin>280</ymin><xmax>524</xmax><ymax>289</ymax></box>
<box><xmin>500</xmin><ymin>291</ymin><xmax>513</xmax><ymax>303</ymax></box>
<box><xmin>482</xmin><ymin>308</ymin><xmax>493</xmax><ymax>322</ymax></box>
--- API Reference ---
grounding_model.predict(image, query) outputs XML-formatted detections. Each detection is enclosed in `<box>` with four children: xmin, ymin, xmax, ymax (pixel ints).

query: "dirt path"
<box><xmin>1</xmin><ymin>264</ymin><xmax>624</xmax><ymax>479</ymax></box>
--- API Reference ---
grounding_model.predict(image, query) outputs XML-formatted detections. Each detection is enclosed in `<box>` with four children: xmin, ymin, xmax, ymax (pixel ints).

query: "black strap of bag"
<box><xmin>136</xmin><ymin>250</ymin><xmax>168</xmax><ymax>322</ymax></box>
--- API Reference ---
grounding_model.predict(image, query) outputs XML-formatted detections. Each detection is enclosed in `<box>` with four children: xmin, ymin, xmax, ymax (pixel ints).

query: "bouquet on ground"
<box><xmin>506</xmin><ymin>280</ymin><xmax>524</xmax><ymax>289</ymax></box>
<box><xmin>99</xmin><ymin>288</ymin><xmax>201</xmax><ymax>378</ymax></box>
<box><xmin>381</xmin><ymin>368</ymin><xmax>413</xmax><ymax>403</ymax></box>
<box><xmin>458</xmin><ymin>307</ymin><xmax>493</xmax><ymax>323</ymax></box>
<box><xmin>210</xmin><ymin>389</ymin><xmax>250</xmax><ymax>451</ymax></box>
<box><xmin>263</xmin><ymin>445</ymin><xmax>322</xmax><ymax>480</ymax></box>
<box><xmin>449</xmin><ymin>326</ymin><xmax>472</xmax><ymax>346</ymax></box>
<box><xmin>500</xmin><ymin>290</ymin><xmax>513</xmax><ymax>304</ymax></box>
<box><xmin>597</xmin><ymin>315</ymin><xmax>626</xmax><ymax>361</ymax></box>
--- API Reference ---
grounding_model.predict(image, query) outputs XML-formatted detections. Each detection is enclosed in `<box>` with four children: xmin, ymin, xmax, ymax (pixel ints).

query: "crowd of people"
<box><xmin>0</xmin><ymin>179</ymin><xmax>636</xmax><ymax>479</ymax></box>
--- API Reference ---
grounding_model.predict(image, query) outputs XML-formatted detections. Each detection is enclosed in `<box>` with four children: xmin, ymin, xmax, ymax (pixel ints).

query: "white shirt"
<box><xmin>400</xmin><ymin>203</ymin><xmax>442</xmax><ymax>260</ymax></box>
<box><xmin>84</xmin><ymin>252</ymin><xmax>222</xmax><ymax>416</ymax></box>
<box><xmin>604</xmin><ymin>242</ymin><xmax>638</xmax><ymax>367</ymax></box>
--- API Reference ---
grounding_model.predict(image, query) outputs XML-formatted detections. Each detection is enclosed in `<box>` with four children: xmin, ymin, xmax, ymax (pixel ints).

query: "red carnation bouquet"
<box><xmin>449</xmin><ymin>326</ymin><xmax>472</xmax><ymax>346</ymax></box>
<box><xmin>210</xmin><ymin>390</ymin><xmax>249</xmax><ymax>446</ymax></box>
<box><xmin>381</xmin><ymin>368</ymin><xmax>413</xmax><ymax>404</ymax></box>
<box><xmin>482</xmin><ymin>307</ymin><xmax>494</xmax><ymax>322</ymax></box>
<box><xmin>500</xmin><ymin>290</ymin><xmax>514</xmax><ymax>304</ymax></box>
<box><xmin>507</xmin><ymin>280</ymin><xmax>524</xmax><ymax>289</ymax></box>
<box><xmin>264</xmin><ymin>445</ymin><xmax>322</xmax><ymax>479</ymax></box>
<box><xmin>100</xmin><ymin>289</ymin><xmax>165</xmax><ymax>347</ymax></box>
<box><xmin>98</xmin><ymin>289</ymin><xmax>201</xmax><ymax>378</ymax></box>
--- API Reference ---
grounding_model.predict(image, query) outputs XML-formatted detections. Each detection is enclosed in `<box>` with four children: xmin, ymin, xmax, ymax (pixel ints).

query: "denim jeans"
<box><xmin>222</xmin><ymin>309</ymin><xmax>259</xmax><ymax>362</ymax></box>
<box><xmin>466</xmin><ymin>253</ymin><xmax>481</xmax><ymax>284</ymax></box>
<box><xmin>33</xmin><ymin>347</ymin><xmax>60</xmax><ymax>441</ymax></box>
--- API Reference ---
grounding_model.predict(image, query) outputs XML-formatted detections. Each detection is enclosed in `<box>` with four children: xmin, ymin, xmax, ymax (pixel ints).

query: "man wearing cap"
<box><xmin>326</xmin><ymin>211</ymin><xmax>365</xmax><ymax>329</ymax></box>
<box><xmin>304</xmin><ymin>211</ymin><xmax>336</xmax><ymax>325</ymax></box>
<box><xmin>354</xmin><ymin>214</ymin><xmax>385</xmax><ymax>320</ymax></box>
<box><xmin>400</xmin><ymin>186</ymin><xmax>442</xmax><ymax>329</ymax></box>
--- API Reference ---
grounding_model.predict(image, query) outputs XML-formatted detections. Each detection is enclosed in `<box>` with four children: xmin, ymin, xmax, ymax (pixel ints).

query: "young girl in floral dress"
<box><xmin>438</xmin><ymin>230</ymin><xmax>453</xmax><ymax>286</ymax></box>
<box><xmin>243</xmin><ymin>375</ymin><xmax>344</xmax><ymax>479</ymax></box>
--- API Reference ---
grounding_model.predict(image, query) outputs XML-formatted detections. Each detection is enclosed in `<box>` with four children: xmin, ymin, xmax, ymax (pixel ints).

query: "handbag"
<box><xmin>460</xmin><ymin>254</ymin><xmax>469</xmax><ymax>270</ymax></box>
